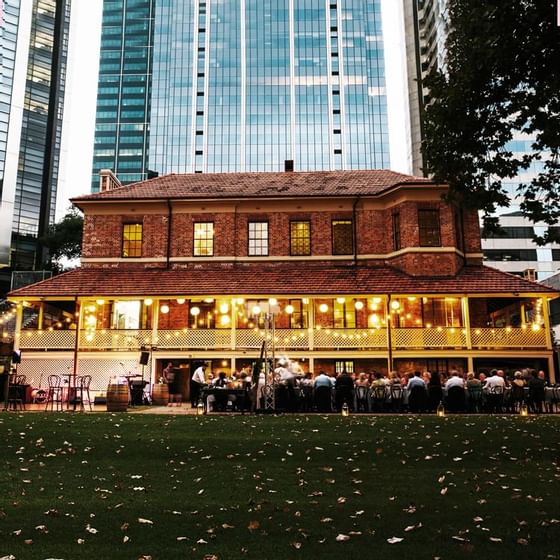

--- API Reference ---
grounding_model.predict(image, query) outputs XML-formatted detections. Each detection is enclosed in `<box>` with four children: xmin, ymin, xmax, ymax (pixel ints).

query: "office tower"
<box><xmin>407</xmin><ymin>0</ymin><xmax>559</xmax><ymax>280</ymax></box>
<box><xmin>92</xmin><ymin>0</ymin><xmax>391</xmax><ymax>188</ymax></box>
<box><xmin>0</xmin><ymin>0</ymin><xmax>71</xmax><ymax>285</ymax></box>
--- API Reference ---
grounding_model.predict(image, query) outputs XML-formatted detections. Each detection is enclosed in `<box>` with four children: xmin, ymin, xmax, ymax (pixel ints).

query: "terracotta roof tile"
<box><xmin>73</xmin><ymin>170</ymin><xmax>435</xmax><ymax>203</ymax></box>
<box><xmin>8</xmin><ymin>265</ymin><xmax>557</xmax><ymax>299</ymax></box>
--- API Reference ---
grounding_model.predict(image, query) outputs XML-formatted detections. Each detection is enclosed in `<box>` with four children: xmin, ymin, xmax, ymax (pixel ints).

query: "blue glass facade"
<box><xmin>93</xmin><ymin>0</ymin><xmax>389</xmax><ymax>187</ymax></box>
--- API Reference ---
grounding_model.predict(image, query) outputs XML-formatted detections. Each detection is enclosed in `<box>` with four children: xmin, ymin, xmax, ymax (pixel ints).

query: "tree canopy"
<box><xmin>422</xmin><ymin>0</ymin><xmax>560</xmax><ymax>243</ymax></box>
<box><xmin>39</xmin><ymin>208</ymin><xmax>83</xmax><ymax>272</ymax></box>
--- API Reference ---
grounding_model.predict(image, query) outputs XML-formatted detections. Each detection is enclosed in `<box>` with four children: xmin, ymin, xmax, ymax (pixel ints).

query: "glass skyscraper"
<box><xmin>92</xmin><ymin>0</ymin><xmax>390</xmax><ymax>188</ymax></box>
<box><xmin>0</xmin><ymin>0</ymin><xmax>71</xmax><ymax>280</ymax></box>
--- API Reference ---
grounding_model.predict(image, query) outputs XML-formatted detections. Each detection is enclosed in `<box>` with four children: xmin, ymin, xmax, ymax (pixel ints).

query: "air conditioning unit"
<box><xmin>523</xmin><ymin>268</ymin><xmax>536</xmax><ymax>281</ymax></box>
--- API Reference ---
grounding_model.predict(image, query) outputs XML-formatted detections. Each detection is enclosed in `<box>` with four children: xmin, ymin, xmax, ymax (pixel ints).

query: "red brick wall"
<box><xmin>81</xmin><ymin>198</ymin><xmax>483</xmax><ymax>276</ymax></box>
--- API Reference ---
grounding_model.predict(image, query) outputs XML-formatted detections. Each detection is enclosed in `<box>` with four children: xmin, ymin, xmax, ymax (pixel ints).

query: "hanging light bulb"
<box><xmin>144</xmin><ymin>299</ymin><xmax>153</xmax><ymax>306</ymax></box>
<box><xmin>319</xmin><ymin>303</ymin><xmax>329</xmax><ymax>313</ymax></box>
<box><xmin>285</xmin><ymin>304</ymin><xmax>294</xmax><ymax>314</ymax></box>
<box><xmin>160</xmin><ymin>304</ymin><xmax>170</xmax><ymax>314</ymax></box>
<box><xmin>190</xmin><ymin>306</ymin><xmax>200</xmax><ymax>316</ymax></box>
<box><xmin>354</xmin><ymin>300</ymin><xmax>364</xmax><ymax>310</ymax></box>
<box><xmin>177</xmin><ymin>298</ymin><xmax>185</xmax><ymax>305</ymax></box>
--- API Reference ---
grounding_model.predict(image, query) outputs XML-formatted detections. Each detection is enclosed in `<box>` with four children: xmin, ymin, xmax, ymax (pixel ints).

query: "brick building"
<box><xmin>8</xmin><ymin>170</ymin><xmax>558</xmax><ymax>397</ymax></box>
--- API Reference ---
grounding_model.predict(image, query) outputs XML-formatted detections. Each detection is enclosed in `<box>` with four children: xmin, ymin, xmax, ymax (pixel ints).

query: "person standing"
<box><xmin>162</xmin><ymin>361</ymin><xmax>177</xmax><ymax>406</ymax></box>
<box><xmin>191</xmin><ymin>363</ymin><xmax>206</xmax><ymax>408</ymax></box>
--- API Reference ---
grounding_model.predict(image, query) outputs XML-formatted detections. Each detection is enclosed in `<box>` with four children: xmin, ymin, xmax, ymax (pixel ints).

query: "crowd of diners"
<box><xmin>197</xmin><ymin>360</ymin><xmax>557</xmax><ymax>414</ymax></box>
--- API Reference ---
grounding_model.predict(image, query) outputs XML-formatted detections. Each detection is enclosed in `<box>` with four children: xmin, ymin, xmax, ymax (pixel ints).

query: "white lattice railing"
<box><xmin>470</xmin><ymin>327</ymin><xmax>547</xmax><ymax>349</ymax></box>
<box><xmin>18</xmin><ymin>330</ymin><xmax>76</xmax><ymax>350</ymax></box>
<box><xmin>392</xmin><ymin>328</ymin><xmax>468</xmax><ymax>349</ymax></box>
<box><xmin>16</xmin><ymin>326</ymin><xmax>549</xmax><ymax>352</ymax></box>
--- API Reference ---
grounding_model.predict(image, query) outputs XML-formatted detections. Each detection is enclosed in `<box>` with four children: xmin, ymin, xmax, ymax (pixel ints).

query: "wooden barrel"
<box><xmin>152</xmin><ymin>383</ymin><xmax>169</xmax><ymax>405</ymax></box>
<box><xmin>106</xmin><ymin>384</ymin><xmax>128</xmax><ymax>412</ymax></box>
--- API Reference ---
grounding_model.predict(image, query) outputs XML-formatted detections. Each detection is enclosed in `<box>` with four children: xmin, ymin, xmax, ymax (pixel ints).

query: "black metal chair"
<box><xmin>7</xmin><ymin>374</ymin><xmax>26</xmax><ymax>411</ymax></box>
<box><xmin>370</xmin><ymin>385</ymin><xmax>387</xmax><ymax>413</ymax></box>
<box><xmin>45</xmin><ymin>374</ymin><xmax>63</xmax><ymax>411</ymax></box>
<box><xmin>390</xmin><ymin>384</ymin><xmax>404</xmax><ymax>412</ymax></box>
<box><xmin>509</xmin><ymin>384</ymin><xmax>526</xmax><ymax>413</ymax></box>
<box><xmin>314</xmin><ymin>385</ymin><xmax>332</xmax><ymax>413</ymax></box>
<box><xmin>408</xmin><ymin>385</ymin><xmax>428</xmax><ymax>413</ymax></box>
<box><xmin>75</xmin><ymin>375</ymin><xmax>93</xmax><ymax>412</ymax></box>
<box><xmin>355</xmin><ymin>385</ymin><xmax>369</xmax><ymax>412</ymax></box>
<box><xmin>445</xmin><ymin>385</ymin><xmax>466</xmax><ymax>413</ymax></box>
<box><xmin>467</xmin><ymin>385</ymin><xmax>483</xmax><ymax>413</ymax></box>
<box><xmin>486</xmin><ymin>385</ymin><xmax>504</xmax><ymax>413</ymax></box>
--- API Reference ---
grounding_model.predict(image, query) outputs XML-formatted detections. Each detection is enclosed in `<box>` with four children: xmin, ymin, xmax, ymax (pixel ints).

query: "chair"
<box><xmin>408</xmin><ymin>385</ymin><xmax>428</xmax><ymax>413</ymax></box>
<box><xmin>467</xmin><ymin>385</ymin><xmax>483</xmax><ymax>413</ymax></box>
<box><xmin>45</xmin><ymin>375</ymin><xmax>63</xmax><ymax>411</ymax></box>
<box><xmin>314</xmin><ymin>385</ymin><xmax>332</xmax><ymax>413</ymax></box>
<box><xmin>486</xmin><ymin>385</ymin><xmax>504</xmax><ymax>413</ymax></box>
<box><xmin>390</xmin><ymin>384</ymin><xmax>404</xmax><ymax>412</ymax></box>
<box><xmin>370</xmin><ymin>385</ymin><xmax>387</xmax><ymax>413</ymax></box>
<box><xmin>7</xmin><ymin>374</ymin><xmax>26</xmax><ymax>411</ymax></box>
<box><xmin>509</xmin><ymin>384</ymin><xmax>526</xmax><ymax>413</ymax></box>
<box><xmin>298</xmin><ymin>385</ymin><xmax>314</xmax><ymax>412</ymax></box>
<box><xmin>445</xmin><ymin>386</ymin><xmax>466</xmax><ymax>413</ymax></box>
<box><xmin>75</xmin><ymin>375</ymin><xmax>93</xmax><ymax>412</ymax></box>
<box><xmin>355</xmin><ymin>386</ymin><xmax>369</xmax><ymax>413</ymax></box>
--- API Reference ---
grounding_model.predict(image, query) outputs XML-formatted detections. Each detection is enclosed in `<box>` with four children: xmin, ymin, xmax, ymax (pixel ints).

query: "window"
<box><xmin>248</xmin><ymin>221</ymin><xmax>268</xmax><ymax>256</ymax></box>
<box><xmin>194</xmin><ymin>222</ymin><xmax>214</xmax><ymax>256</ymax></box>
<box><xmin>418</xmin><ymin>209</ymin><xmax>441</xmax><ymax>247</ymax></box>
<box><xmin>335</xmin><ymin>360</ymin><xmax>354</xmax><ymax>374</ymax></box>
<box><xmin>392</xmin><ymin>213</ymin><xmax>401</xmax><ymax>251</ymax></box>
<box><xmin>290</xmin><ymin>221</ymin><xmax>311</xmax><ymax>256</ymax></box>
<box><xmin>122</xmin><ymin>223</ymin><xmax>142</xmax><ymax>257</ymax></box>
<box><xmin>332</xmin><ymin>220</ymin><xmax>353</xmax><ymax>255</ymax></box>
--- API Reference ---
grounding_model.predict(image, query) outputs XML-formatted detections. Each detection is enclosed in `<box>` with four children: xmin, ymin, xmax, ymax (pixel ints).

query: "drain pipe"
<box><xmin>166</xmin><ymin>198</ymin><xmax>172</xmax><ymax>269</ymax></box>
<box><xmin>352</xmin><ymin>196</ymin><xmax>360</xmax><ymax>266</ymax></box>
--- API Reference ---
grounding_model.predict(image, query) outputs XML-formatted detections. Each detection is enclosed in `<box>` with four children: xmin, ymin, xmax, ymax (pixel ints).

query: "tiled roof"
<box><xmin>8</xmin><ymin>265</ymin><xmax>556</xmax><ymax>299</ymax></box>
<box><xmin>73</xmin><ymin>170</ymin><xmax>435</xmax><ymax>203</ymax></box>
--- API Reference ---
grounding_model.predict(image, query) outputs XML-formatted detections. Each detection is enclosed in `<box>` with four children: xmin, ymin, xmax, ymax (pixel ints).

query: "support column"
<box><xmin>13</xmin><ymin>303</ymin><xmax>23</xmax><ymax>354</ymax></box>
<box><xmin>462</xmin><ymin>296</ymin><xmax>472</xmax><ymax>350</ymax></box>
<box><xmin>547</xmin><ymin>355</ymin><xmax>556</xmax><ymax>384</ymax></box>
<box><xmin>307</xmin><ymin>299</ymin><xmax>314</xmax><ymax>351</ymax></box>
<box><xmin>38</xmin><ymin>301</ymin><xmax>44</xmax><ymax>330</ymax></box>
<box><xmin>542</xmin><ymin>297</ymin><xmax>553</xmax><ymax>350</ymax></box>
<box><xmin>467</xmin><ymin>356</ymin><xmax>474</xmax><ymax>373</ymax></box>
<box><xmin>151</xmin><ymin>301</ymin><xmax>159</xmax><ymax>385</ymax></box>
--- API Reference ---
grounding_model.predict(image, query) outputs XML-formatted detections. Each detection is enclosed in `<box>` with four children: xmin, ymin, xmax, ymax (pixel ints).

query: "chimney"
<box><xmin>523</xmin><ymin>268</ymin><xmax>537</xmax><ymax>282</ymax></box>
<box><xmin>99</xmin><ymin>169</ymin><xmax>122</xmax><ymax>192</ymax></box>
<box><xmin>284</xmin><ymin>159</ymin><xmax>294</xmax><ymax>172</ymax></box>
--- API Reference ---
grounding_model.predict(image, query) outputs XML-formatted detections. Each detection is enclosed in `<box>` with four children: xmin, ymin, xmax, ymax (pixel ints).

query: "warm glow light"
<box><xmin>269</xmin><ymin>298</ymin><xmax>277</xmax><ymax>306</ymax></box>
<box><xmin>96</xmin><ymin>299</ymin><xmax>105</xmax><ymax>305</ymax></box>
<box><xmin>87</xmin><ymin>305</ymin><xmax>96</xmax><ymax>313</ymax></box>
<box><xmin>370</xmin><ymin>314</ymin><xmax>380</xmax><ymax>324</ymax></box>
<box><xmin>285</xmin><ymin>305</ymin><xmax>294</xmax><ymax>314</ymax></box>
<box><xmin>370</xmin><ymin>303</ymin><xmax>379</xmax><ymax>311</ymax></box>
<box><xmin>160</xmin><ymin>304</ymin><xmax>170</xmax><ymax>314</ymax></box>
<box><xmin>236</xmin><ymin>298</ymin><xmax>245</xmax><ymax>304</ymax></box>
<box><xmin>144</xmin><ymin>299</ymin><xmax>153</xmax><ymax>306</ymax></box>
<box><xmin>177</xmin><ymin>298</ymin><xmax>186</xmax><ymax>305</ymax></box>
<box><xmin>391</xmin><ymin>300</ymin><xmax>400</xmax><ymax>310</ymax></box>
<box><xmin>252</xmin><ymin>305</ymin><xmax>261</xmax><ymax>315</ymax></box>
<box><xmin>354</xmin><ymin>301</ymin><xmax>364</xmax><ymax>310</ymax></box>
<box><xmin>219</xmin><ymin>303</ymin><xmax>229</xmax><ymax>314</ymax></box>
<box><xmin>532</xmin><ymin>323</ymin><xmax>541</xmax><ymax>331</ymax></box>
<box><xmin>204</xmin><ymin>298</ymin><xmax>215</xmax><ymax>303</ymax></box>
<box><xmin>336</xmin><ymin>297</ymin><xmax>346</xmax><ymax>304</ymax></box>
<box><xmin>302</xmin><ymin>298</ymin><xmax>309</xmax><ymax>304</ymax></box>
<box><xmin>220</xmin><ymin>314</ymin><xmax>231</xmax><ymax>326</ymax></box>
<box><xmin>319</xmin><ymin>303</ymin><xmax>329</xmax><ymax>313</ymax></box>
<box><xmin>190</xmin><ymin>306</ymin><xmax>200</xmax><ymax>316</ymax></box>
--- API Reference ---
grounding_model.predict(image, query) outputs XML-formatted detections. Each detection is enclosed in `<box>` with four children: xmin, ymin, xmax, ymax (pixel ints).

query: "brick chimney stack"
<box><xmin>99</xmin><ymin>169</ymin><xmax>122</xmax><ymax>192</ymax></box>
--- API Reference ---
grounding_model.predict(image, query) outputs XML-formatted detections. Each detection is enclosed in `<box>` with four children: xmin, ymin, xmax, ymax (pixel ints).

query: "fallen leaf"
<box><xmin>248</xmin><ymin>520</ymin><xmax>260</xmax><ymax>530</ymax></box>
<box><xmin>336</xmin><ymin>534</ymin><xmax>350</xmax><ymax>542</ymax></box>
<box><xmin>387</xmin><ymin>537</ymin><xmax>404</xmax><ymax>544</ymax></box>
<box><xmin>138</xmin><ymin>518</ymin><xmax>153</xmax><ymax>525</ymax></box>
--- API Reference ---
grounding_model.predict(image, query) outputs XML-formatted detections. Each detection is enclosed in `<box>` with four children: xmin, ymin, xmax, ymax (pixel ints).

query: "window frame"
<box><xmin>418</xmin><ymin>209</ymin><xmax>441</xmax><ymax>247</ymax></box>
<box><xmin>331</xmin><ymin>219</ymin><xmax>354</xmax><ymax>256</ymax></box>
<box><xmin>290</xmin><ymin>220</ymin><xmax>311</xmax><ymax>256</ymax></box>
<box><xmin>193</xmin><ymin>221</ymin><xmax>214</xmax><ymax>257</ymax></box>
<box><xmin>122</xmin><ymin>223</ymin><xmax>143</xmax><ymax>258</ymax></box>
<box><xmin>248</xmin><ymin>221</ymin><xmax>269</xmax><ymax>256</ymax></box>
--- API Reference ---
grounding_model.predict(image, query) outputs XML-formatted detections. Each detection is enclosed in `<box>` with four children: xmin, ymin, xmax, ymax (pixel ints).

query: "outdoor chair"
<box><xmin>486</xmin><ymin>386</ymin><xmax>504</xmax><ymax>413</ymax></box>
<box><xmin>509</xmin><ymin>385</ymin><xmax>526</xmax><ymax>413</ymax></box>
<box><xmin>467</xmin><ymin>385</ymin><xmax>483</xmax><ymax>413</ymax></box>
<box><xmin>445</xmin><ymin>385</ymin><xmax>466</xmax><ymax>413</ymax></box>
<box><xmin>75</xmin><ymin>375</ymin><xmax>93</xmax><ymax>412</ymax></box>
<box><xmin>298</xmin><ymin>385</ymin><xmax>314</xmax><ymax>412</ymax></box>
<box><xmin>355</xmin><ymin>386</ymin><xmax>369</xmax><ymax>413</ymax></box>
<box><xmin>7</xmin><ymin>374</ymin><xmax>26</xmax><ymax>411</ymax></box>
<box><xmin>45</xmin><ymin>374</ymin><xmax>63</xmax><ymax>411</ymax></box>
<box><xmin>390</xmin><ymin>384</ymin><xmax>404</xmax><ymax>412</ymax></box>
<box><xmin>370</xmin><ymin>385</ymin><xmax>387</xmax><ymax>413</ymax></box>
<box><xmin>314</xmin><ymin>386</ymin><xmax>332</xmax><ymax>413</ymax></box>
<box><xmin>408</xmin><ymin>385</ymin><xmax>428</xmax><ymax>413</ymax></box>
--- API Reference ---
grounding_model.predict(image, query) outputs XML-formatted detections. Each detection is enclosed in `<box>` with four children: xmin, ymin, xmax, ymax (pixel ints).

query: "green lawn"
<box><xmin>0</xmin><ymin>413</ymin><xmax>559</xmax><ymax>560</ymax></box>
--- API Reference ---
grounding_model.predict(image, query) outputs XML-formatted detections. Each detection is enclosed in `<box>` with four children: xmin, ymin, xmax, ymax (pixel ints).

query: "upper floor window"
<box><xmin>248</xmin><ymin>221</ymin><xmax>268</xmax><ymax>256</ymax></box>
<box><xmin>290</xmin><ymin>221</ymin><xmax>311</xmax><ymax>256</ymax></box>
<box><xmin>392</xmin><ymin>213</ymin><xmax>401</xmax><ymax>251</ymax></box>
<box><xmin>418</xmin><ymin>209</ymin><xmax>441</xmax><ymax>247</ymax></box>
<box><xmin>122</xmin><ymin>223</ymin><xmax>142</xmax><ymax>257</ymax></box>
<box><xmin>332</xmin><ymin>220</ymin><xmax>353</xmax><ymax>255</ymax></box>
<box><xmin>194</xmin><ymin>222</ymin><xmax>214</xmax><ymax>256</ymax></box>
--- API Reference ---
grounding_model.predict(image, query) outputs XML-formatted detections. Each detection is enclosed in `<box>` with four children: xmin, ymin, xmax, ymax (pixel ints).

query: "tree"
<box><xmin>39</xmin><ymin>208</ymin><xmax>83</xmax><ymax>272</ymax></box>
<box><xmin>422</xmin><ymin>0</ymin><xmax>560</xmax><ymax>243</ymax></box>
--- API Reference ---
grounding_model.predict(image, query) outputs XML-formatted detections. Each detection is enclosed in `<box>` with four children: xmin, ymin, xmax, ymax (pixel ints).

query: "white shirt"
<box><xmin>484</xmin><ymin>374</ymin><xmax>505</xmax><ymax>392</ymax></box>
<box><xmin>445</xmin><ymin>376</ymin><xmax>465</xmax><ymax>390</ymax></box>
<box><xmin>192</xmin><ymin>367</ymin><xmax>206</xmax><ymax>384</ymax></box>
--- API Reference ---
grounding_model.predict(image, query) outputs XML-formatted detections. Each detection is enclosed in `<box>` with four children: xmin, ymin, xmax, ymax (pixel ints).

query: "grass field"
<box><xmin>0</xmin><ymin>413</ymin><xmax>559</xmax><ymax>560</ymax></box>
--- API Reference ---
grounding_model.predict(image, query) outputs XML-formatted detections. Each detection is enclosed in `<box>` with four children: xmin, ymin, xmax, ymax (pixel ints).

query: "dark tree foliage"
<box><xmin>422</xmin><ymin>0</ymin><xmax>560</xmax><ymax>243</ymax></box>
<box><xmin>39</xmin><ymin>208</ymin><xmax>83</xmax><ymax>272</ymax></box>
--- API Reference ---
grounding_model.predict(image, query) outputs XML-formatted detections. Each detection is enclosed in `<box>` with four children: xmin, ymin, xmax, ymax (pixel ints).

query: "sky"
<box><xmin>55</xmin><ymin>0</ymin><xmax>410</xmax><ymax>219</ymax></box>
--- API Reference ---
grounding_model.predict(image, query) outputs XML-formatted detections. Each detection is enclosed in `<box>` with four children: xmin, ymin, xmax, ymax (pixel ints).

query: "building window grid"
<box><xmin>122</xmin><ymin>223</ymin><xmax>143</xmax><ymax>257</ymax></box>
<box><xmin>248</xmin><ymin>221</ymin><xmax>269</xmax><ymax>256</ymax></box>
<box><xmin>290</xmin><ymin>221</ymin><xmax>311</xmax><ymax>256</ymax></box>
<box><xmin>332</xmin><ymin>220</ymin><xmax>353</xmax><ymax>255</ymax></box>
<box><xmin>418</xmin><ymin>209</ymin><xmax>441</xmax><ymax>247</ymax></box>
<box><xmin>194</xmin><ymin>222</ymin><xmax>214</xmax><ymax>256</ymax></box>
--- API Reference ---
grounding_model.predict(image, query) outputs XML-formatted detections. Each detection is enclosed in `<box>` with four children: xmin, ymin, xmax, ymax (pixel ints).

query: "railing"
<box><xmin>17</xmin><ymin>326</ymin><xmax>549</xmax><ymax>352</ymax></box>
<box><xmin>393</xmin><ymin>327</ymin><xmax>468</xmax><ymax>349</ymax></box>
<box><xmin>470</xmin><ymin>327</ymin><xmax>547</xmax><ymax>349</ymax></box>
